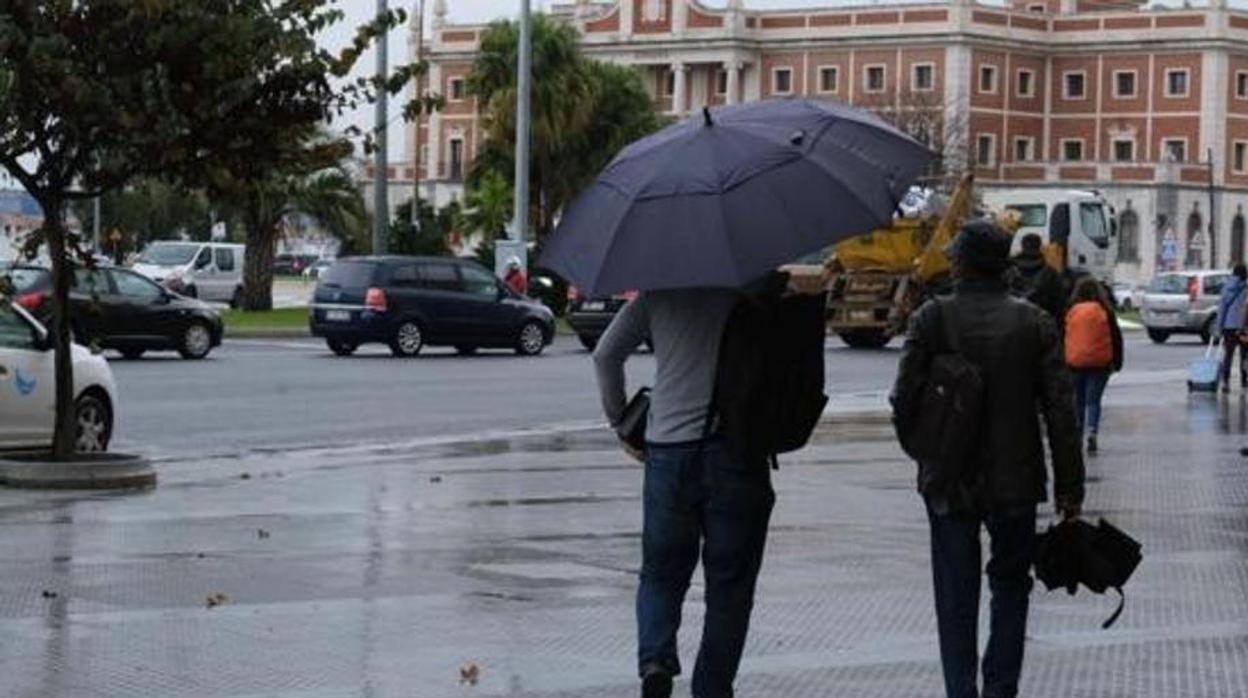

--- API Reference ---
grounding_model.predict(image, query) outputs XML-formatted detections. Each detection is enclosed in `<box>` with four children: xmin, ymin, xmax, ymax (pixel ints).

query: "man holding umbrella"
<box><xmin>542</xmin><ymin>100</ymin><xmax>933</xmax><ymax>697</ymax></box>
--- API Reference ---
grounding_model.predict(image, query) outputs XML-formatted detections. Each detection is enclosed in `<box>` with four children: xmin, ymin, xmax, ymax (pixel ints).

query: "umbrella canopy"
<box><xmin>1035</xmin><ymin>518</ymin><xmax>1143</xmax><ymax>629</ymax></box>
<box><xmin>540</xmin><ymin>99</ymin><xmax>935</xmax><ymax>296</ymax></box>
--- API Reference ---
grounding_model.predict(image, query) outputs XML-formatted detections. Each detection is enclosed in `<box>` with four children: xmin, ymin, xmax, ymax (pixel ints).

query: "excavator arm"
<box><xmin>913</xmin><ymin>172</ymin><xmax>975</xmax><ymax>284</ymax></box>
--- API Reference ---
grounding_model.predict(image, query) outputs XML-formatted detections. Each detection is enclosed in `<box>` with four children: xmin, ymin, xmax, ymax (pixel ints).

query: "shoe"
<box><xmin>1087</xmin><ymin>435</ymin><xmax>1098</xmax><ymax>455</ymax></box>
<box><xmin>641</xmin><ymin>665</ymin><xmax>673</xmax><ymax>698</ymax></box>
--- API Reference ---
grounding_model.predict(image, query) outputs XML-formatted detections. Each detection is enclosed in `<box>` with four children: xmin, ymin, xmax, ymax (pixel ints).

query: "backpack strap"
<box><xmin>1101</xmin><ymin>587</ymin><xmax>1126</xmax><ymax>630</ymax></box>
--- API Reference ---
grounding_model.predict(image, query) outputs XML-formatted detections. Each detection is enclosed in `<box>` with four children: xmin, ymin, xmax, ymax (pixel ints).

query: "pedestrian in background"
<box><xmin>593</xmin><ymin>289</ymin><xmax>774</xmax><ymax>698</ymax></box>
<box><xmin>1215</xmin><ymin>263</ymin><xmax>1248</xmax><ymax>392</ymax></box>
<box><xmin>503</xmin><ymin>256</ymin><xmax>528</xmax><ymax>296</ymax></box>
<box><xmin>1009</xmin><ymin>233</ymin><xmax>1065</xmax><ymax>325</ymax></box>
<box><xmin>1064</xmin><ymin>277</ymin><xmax>1124</xmax><ymax>455</ymax></box>
<box><xmin>893</xmin><ymin>220</ymin><xmax>1084</xmax><ymax>698</ymax></box>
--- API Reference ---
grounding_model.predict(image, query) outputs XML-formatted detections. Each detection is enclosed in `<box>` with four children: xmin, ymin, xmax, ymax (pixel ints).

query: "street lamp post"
<box><xmin>373</xmin><ymin>0</ymin><xmax>390</xmax><ymax>255</ymax></box>
<box><xmin>498</xmin><ymin>0</ymin><xmax>532</xmax><ymax>276</ymax></box>
<box><xmin>412</xmin><ymin>0</ymin><xmax>425</xmax><ymax>231</ymax></box>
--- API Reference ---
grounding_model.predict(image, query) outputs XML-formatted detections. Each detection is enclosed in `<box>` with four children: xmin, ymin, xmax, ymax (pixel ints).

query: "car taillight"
<box><xmin>1188</xmin><ymin>276</ymin><xmax>1199</xmax><ymax>304</ymax></box>
<box><xmin>365</xmin><ymin>287</ymin><xmax>387</xmax><ymax>312</ymax></box>
<box><xmin>15</xmin><ymin>292</ymin><xmax>44</xmax><ymax>311</ymax></box>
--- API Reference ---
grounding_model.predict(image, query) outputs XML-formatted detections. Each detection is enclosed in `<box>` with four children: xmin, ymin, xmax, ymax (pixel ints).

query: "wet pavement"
<box><xmin>3</xmin><ymin>377</ymin><xmax>1248</xmax><ymax>696</ymax></box>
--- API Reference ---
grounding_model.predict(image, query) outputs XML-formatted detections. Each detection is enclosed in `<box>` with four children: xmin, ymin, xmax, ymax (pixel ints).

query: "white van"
<box><xmin>131</xmin><ymin>242</ymin><xmax>245</xmax><ymax>306</ymax></box>
<box><xmin>981</xmin><ymin>189</ymin><xmax>1118</xmax><ymax>284</ymax></box>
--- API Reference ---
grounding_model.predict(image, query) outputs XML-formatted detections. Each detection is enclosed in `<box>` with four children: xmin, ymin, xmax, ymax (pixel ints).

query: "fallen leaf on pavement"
<box><xmin>459</xmin><ymin>661</ymin><xmax>480</xmax><ymax>686</ymax></box>
<box><xmin>239</xmin><ymin>473</ymin><xmax>252</xmax><ymax>480</ymax></box>
<box><xmin>41</xmin><ymin>590</ymin><xmax>58</xmax><ymax>599</ymax></box>
<box><xmin>205</xmin><ymin>592</ymin><xmax>230</xmax><ymax>609</ymax></box>
<box><xmin>430</xmin><ymin>476</ymin><xmax>443</xmax><ymax>484</ymax></box>
<box><xmin>257</xmin><ymin>528</ymin><xmax>270</xmax><ymax>540</ymax></box>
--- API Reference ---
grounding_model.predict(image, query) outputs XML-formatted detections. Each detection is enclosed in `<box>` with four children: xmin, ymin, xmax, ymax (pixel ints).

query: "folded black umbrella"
<box><xmin>1035</xmin><ymin>518</ymin><xmax>1142</xmax><ymax>629</ymax></box>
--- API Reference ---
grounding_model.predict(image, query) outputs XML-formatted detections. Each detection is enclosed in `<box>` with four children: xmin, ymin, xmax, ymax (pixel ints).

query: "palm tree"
<box><xmin>460</xmin><ymin>170</ymin><xmax>513</xmax><ymax>242</ymax></box>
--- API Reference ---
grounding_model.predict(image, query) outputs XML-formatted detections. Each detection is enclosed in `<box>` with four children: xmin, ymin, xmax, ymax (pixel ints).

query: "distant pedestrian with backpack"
<box><xmin>1064</xmin><ymin>277</ymin><xmax>1124</xmax><ymax>455</ymax></box>
<box><xmin>1215</xmin><ymin>263</ymin><xmax>1248</xmax><ymax>392</ymax></box>
<box><xmin>892</xmin><ymin>220</ymin><xmax>1085</xmax><ymax>698</ymax></box>
<box><xmin>1009</xmin><ymin>233</ymin><xmax>1065</xmax><ymax>325</ymax></box>
<box><xmin>593</xmin><ymin>273</ymin><xmax>827</xmax><ymax>698</ymax></box>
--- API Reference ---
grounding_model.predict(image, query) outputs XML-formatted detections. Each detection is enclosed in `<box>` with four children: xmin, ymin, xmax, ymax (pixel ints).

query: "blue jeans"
<box><xmin>927</xmin><ymin>503</ymin><xmax>1037</xmax><ymax>698</ymax></box>
<box><xmin>1072</xmin><ymin>370</ymin><xmax>1110</xmax><ymax>435</ymax></box>
<box><xmin>637</xmin><ymin>439</ymin><xmax>774</xmax><ymax>698</ymax></box>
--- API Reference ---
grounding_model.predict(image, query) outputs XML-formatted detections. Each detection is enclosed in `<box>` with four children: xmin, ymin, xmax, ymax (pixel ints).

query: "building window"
<box><xmin>818</xmin><ymin>66</ymin><xmax>839</xmax><ymax>93</ymax></box>
<box><xmin>1163</xmin><ymin>139</ymin><xmax>1187</xmax><ymax>163</ymax></box>
<box><xmin>1233</xmin><ymin>212</ymin><xmax>1246</xmax><ymax>264</ymax></box>
<box><xmin>1016</xmin><ymin>69</ymin><xmax>1035</xmax><ymax>99</ymax></box>
<box><xmin>1237</xmin><ymin>71</ymin><xmax>1248</xmax><ymax>100</ymax></box>
<box><xmin>976</xmin><ymin>134</ymin><xmax>996</xmax><ymax>167</ymax></box>
<box><xmin>1112</xmin><ymin>138</ymin><xmax>1135</xmax><ymax>163</ymax></box>
<box><xmin>448</xmin><ymin>77</ymin><xmax>466</xmax><ymax>101</ymax></box>
<box><xmin>912</xmin><ymin>63</ymin><xmax>934</xmax><ymax>92</ymax></box>
<box><xmin>1234</xmin><ymin>141</ymin><xmax>1248</xmax><ymax>173</ymax></box>
<box><xmin>715</xmin><ymin>70</ymin><xmax>728</xmax><ymax>96</ymax></box>
<box><xmin>772</xmin><ymin>67</ymin><xmax>794</xmax><ymax>95</ymax></box>
<box><xmin>979</xmin><ymin>65</ymin><xmax>998</xmax><ymax>94</ymax></box>
<box><xmin>1064</xmin><ymin>71</ymin><xmax>1086</xmax><ymax>100</ymax></box>
<box><xmin>864</xmin><ymin>65</ymin><xmax>886</xmax><ymax>93</ymax></box>
<box><xmin>1062</xmin><ymin>139</ymin><xmax>1085</xmax><ymax>162</ymax></box>
<box><xmin>663</xmin><ymin>71</ymin><xmax>675</xmax><ymax>96</ymax></box>
<box><xmin>1014</xmin><ymin>137</ymin><xmax>1035</xmax><ymax>162</ymax></box>
<box><xmin>1118</xmin><ymin>208</ymin><xmax>1140</xmax><ymax>262</ymax></box>
<box><xmin>1027</xmin><ymin>3</ymin><xmax>1047</xmax><ymax>12</ymax></box>
<box><xmin>449</xmin><ymin>139</ymin><xmax>464</xmax><ymax>181</ymax></box>
<box><xmin>1165</xmin><ymin>69</ymin><xmax>1190</xmax><ymax>98</ymax></box>
<box><xmin>1113</xmin><ymin>70</ymin><xmax>1136</xmax><ymax>99</ymax></box>
<box><xmin>1186</xmin><ymin>209</ymin><xmax>1204</xmax><ymax>268</ymax></box>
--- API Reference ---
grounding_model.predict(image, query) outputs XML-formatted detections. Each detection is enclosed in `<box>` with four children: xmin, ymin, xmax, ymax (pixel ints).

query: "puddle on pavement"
<box><xmin>465</xmin><ymin>494</ymin><xmax>633</xmax><ymax>509</ymax></box>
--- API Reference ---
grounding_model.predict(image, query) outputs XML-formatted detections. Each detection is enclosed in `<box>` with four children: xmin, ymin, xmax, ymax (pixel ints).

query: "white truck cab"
<box><xmin>981</xmin><ymin>189</ymin><xmax>1118</xmax><ymax>283</ymax></box>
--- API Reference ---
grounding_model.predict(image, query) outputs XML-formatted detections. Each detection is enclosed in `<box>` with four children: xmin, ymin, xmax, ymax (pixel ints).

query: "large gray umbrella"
<box><xmin>540</xmin><ymin>98</ymin><xmax>935</xmax><ymax>296</ymax></box>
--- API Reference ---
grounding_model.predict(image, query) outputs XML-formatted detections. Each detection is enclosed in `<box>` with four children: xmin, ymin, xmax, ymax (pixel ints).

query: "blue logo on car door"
<box><xmin>14</xmin><ymin>369</ymin><xmax>36</xmax><ymax>396</ymax></box>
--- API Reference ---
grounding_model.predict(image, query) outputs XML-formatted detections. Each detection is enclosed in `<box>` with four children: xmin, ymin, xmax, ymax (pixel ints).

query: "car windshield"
<box><xmin>1148</xmin><ymin>275</ymin><xmax>1189</xmax><ymax>294</ymax></box>
<box><xmin>138</xmin><ymin>243</ymin><xmax>200</xmax><ymax>266</ymax></box>
<box><xmin>319</xmin><ymin>260</ymin><xmax>377</xmax><ymax>288</ymax></box>
<box><xmin>1079</xmin><ymin>202</ymin><xmax>1111</xmax><ymax>248</ymax></box>
<box><xmin>1006</xmin><ymin>204</ymin><xmax>1047</xmax><ymax>228</ymax></box>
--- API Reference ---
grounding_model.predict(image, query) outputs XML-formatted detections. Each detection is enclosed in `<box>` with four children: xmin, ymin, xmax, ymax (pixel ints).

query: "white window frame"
<box><xmin>1061</xmin><ymin>138</ymin><xmax>1085</xmax><ymax>162</ymax></box>
<box><xmin>1165</xmin><ymin>68</ymin><xmax>1190</xmax><ymax>98</ymax></box>
<box><xmin>1234</xmin><ymin>141</ymin><xmax>1248</xmax><ymax>174</ymax></box>
<box><xmin>976</xmin><ymin>133</ymin><xmax>997</xmax><ymax>167</ymax></box>
<box><xmin>1112</xmin><ymin>69</ymin><xmax>1138</xmax><ymax>99</ymax></box>
<box><xmin>1112</xmin><ymin>137</ymin><xmax>1136</xmax><ymax>163</ymax></box>
<box><xmin>1162</xmin><ymin>138</ymin><xmax>1188</xmax><ymax>163</ymax></box>
<box><xmin>447</xmin><ymin>77</ymin><xmax>467</xmax><ymax>102</ymax></box>
<box><xmin>817</xmin><ymin>65</ymin><xmax>840</xmax><ymax>94</ymax></box>
<box><xmin>1014</xmin><ymin>136</ymin><xmax>1036</xmax><ymax>162</ymax></box>
<box><xmin>863</xmin><ymin>64</ymin><xmax>887</xmax><ymax>94</ymax></box>
<box><xmin>1016</xmin><ymin>68</ymin><xmax>1036</xmax><ymax>99</ymax></box>
<box><xmin>772</xmin><ymin>67</ymin><xmax>795</xmax><ymax>95</ymax></box>
<box><xmin>911</xmin><ymin>62</ymin><xmax>935</xmax><ymax>93</ymax></box>
<box><xmin>1236</xmin><ymin>71</ymin><xmax>1248</xmax><ymax>100</ymax></box>
<box><xmin>979</xmin><ymin>64</ymin><xmax>999</xmax><ymax>95</ymax></box>
<box><xmin>1063</xmin><ymin>70</ymin><xmax>1087</xmax><ymax>100</ymax></box>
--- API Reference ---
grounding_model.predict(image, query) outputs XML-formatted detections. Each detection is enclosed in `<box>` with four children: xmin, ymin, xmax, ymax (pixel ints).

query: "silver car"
<box><xmin>1139</xmin><ymin>270</ymin><xmax>1230</xmax><ymax>344</ymax></box>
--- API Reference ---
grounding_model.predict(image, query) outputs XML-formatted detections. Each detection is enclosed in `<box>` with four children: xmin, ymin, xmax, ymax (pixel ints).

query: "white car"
<box><xmin>0</xmin><ymin>302</ymin><xmax>117</xmax><ymax>452</ymax></box>
<box><xmin>131</xmin><ymin>241</ymin><xmax>245</xmax><ymax>307</ymax></box>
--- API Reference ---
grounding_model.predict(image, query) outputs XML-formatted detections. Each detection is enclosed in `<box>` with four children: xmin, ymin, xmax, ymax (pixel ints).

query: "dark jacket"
<box><xmin>893</xmin><ymin>277</ymin><xmax>1085</xmax><ymax>509</ymax></box>
<box><xmin>1011</xmin><ymin>251</ymin><xmax>1066</xmax><ymax>323</ymax></box>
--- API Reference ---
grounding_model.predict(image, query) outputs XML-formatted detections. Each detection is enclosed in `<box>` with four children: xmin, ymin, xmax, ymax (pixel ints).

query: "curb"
<box><xmin>224</xmin><ymin>328</ymin><xmax>312</xmax><ymax>340</ymax></box>
<box><xmin>0</xmin><ymin>452</ymin><xmax>157</xmax><ymax>490</ymax></box>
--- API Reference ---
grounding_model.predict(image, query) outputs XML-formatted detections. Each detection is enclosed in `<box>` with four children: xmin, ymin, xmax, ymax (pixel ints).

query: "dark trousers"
<box><xmin>1221</xmin><ymin>330</ymin><xmax>1248</xmax><ymax>387</ymax></box>
<box><xmin>1072</xmin><ymin>369</ymin><xmax>1110</xmax><ymax>436</ymax></box>
<box><xmin>927</xmin><ymin>502</ymin><xmax>1038</xmax><ymax>698</ymax></box>
<box><xmin>637</xmin><ymin>439</ymin><xmax>774</xmax><ymax>698</ymax></box>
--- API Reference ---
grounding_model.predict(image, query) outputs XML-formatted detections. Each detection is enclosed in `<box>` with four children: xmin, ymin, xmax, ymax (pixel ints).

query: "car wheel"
<box><xmin>327</xmin><ymin>338</ymin><xmax>357</xmax><ymax>357</ymax></box>
<box><xmin>578</xmin><ymin>334</ymin><xmax>598</xmax><ymax>352</ymax></box>
<box><xmin>229</xmin><ymin>287</ymin><xmax>244</xmax><ymax>309</ymax></box>
<box><xmin>455</xmin><ymin>345</ymin><xmax>478</xmax><ymax>356</ymax></box>
<box><xmin>389</xmin><ymin>321</ymin><xmax>424</xmax><ymax>357</ymax></box>
<box><xmin>119</xmin><ymin>348</ymin><xmax>145</xmax><ymax>361</ymax></box>
<box><xmin>516</xmin><ymin>321</ymin><xmax>546</xmax><ymax>357</ymax></box>
<box><xmin>74</xmin><ymin>392</ymin><xmax>112</xmax><ymax>453</ymax></box>
<box><xmin>179</xmin><ymin>321</ymin><xmax>214</xmax><ymax>360</ymax></box>
<box><xmin>1147</xmin><ymin>328</ymin><xmax>1171</xmax><ymax>344</ymax></box>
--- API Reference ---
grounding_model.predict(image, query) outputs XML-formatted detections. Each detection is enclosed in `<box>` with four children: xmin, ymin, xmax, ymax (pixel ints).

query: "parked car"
<box><xmin>309</xmin><ymin>256</ymin><xmax>555</xmax><ymax>357</ymax></box>
<box><xmin>0</xmin><ymin>302</ymin><xmax>117</xmax><ymax>452</ymax></box>
<box><xmin>566</xmin><ymin>287</ymin><xmax>639</xmax><ymax>351</ymax></box>
<box><xmin>1139</xmin><ymin>270</ymin><xmax>1229</xmax><ymax>344</ymax></box>
<box><xmin>302</xmin><ymin>257</ymin><xmax>334</xmax><ymax>279</ymax></box>
<box><xmin>131</xmin><ymin>241</ymin><xmax>245</xmax><ymax>307</ymax></box>
<box><xmin>274</xmin><ymin>253</ymin><xmax>318</xmax><ymax>276</ymax></box>
<box><xmin>9</xmin><ymin>264</ymin><xmax>225</xmax><ymax>360</ymax></box>
<box><xmin>1111</xmin><ymin>281</ymin><xmax>1144</xmax><ymax>311</ymax></box>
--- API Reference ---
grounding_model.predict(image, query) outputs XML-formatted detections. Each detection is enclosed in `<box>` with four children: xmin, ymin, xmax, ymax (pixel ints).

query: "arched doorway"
<box><xmin>1186</xmin><ymin>210</ymin><xmax>1204</xmax><ymax>269</ymax></box>
<box><xmin>1233</xmin><ymin>208</ymin><xmax>1246</xmax><ymax>265</ymax></box>
<box><xmin>1117</xmin><ymin>208</ymin><xmax>1139</xmax><ymax>263</ymax></box>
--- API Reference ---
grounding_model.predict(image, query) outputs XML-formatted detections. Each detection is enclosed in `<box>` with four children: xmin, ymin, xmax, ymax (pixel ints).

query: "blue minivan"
<box><xmin>309</xmin><ymin>256</ymin><xmax>555</xmax><ymax>357</ymax></box>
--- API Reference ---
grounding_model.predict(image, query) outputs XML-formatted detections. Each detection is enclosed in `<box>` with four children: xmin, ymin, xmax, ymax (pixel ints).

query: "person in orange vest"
<box><xmin>1065</xmin><ymin>277</ymin><xmax>1124</xmax><ymax>454</ymax></box>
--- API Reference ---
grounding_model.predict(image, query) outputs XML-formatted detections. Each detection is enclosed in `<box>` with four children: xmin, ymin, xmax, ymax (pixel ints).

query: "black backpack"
<box><xmin>893</xmin><ymin>299</ymin><xmax>986</xmax><ymax>495</ymax></box>
<box><xmin>710</xmin><ymin>273</ymin><xmax>829</xmax><ymax>466</ymax></box>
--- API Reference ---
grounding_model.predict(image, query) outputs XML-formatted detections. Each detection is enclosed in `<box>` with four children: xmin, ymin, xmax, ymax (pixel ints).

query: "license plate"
<box><xmin>325</xmin><ymin>310</ymin><xmax>351</xmax><ymax>322</ymax></box>
<box><xmin>581</xmin><ymin>301</ymin><xmax>605</xmax><ymax>312</ymax></box>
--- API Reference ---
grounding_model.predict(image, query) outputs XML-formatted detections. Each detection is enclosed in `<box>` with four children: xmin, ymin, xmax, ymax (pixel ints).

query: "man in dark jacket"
<box><xmin>893</xmin><ymin>220</ymin><xmax>1085</xmax><ymax>698</ymax></box>
<box><xmin>1010</xmin><ymin>233</ymin><xmax>1066</xmax><ymax>324</ymax></box>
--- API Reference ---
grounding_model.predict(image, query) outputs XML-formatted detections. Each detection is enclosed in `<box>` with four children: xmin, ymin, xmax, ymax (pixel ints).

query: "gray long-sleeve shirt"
<box><xmin>592</xmin><ymin>289</ymin><xmax>739</xmax><ymax>444</ymax></box>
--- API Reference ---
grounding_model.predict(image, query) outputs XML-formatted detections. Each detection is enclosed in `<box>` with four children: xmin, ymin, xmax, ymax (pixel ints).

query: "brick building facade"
<box><xmin>403</xmin><ymin>0</ymin><xmax>1248</xmax><ymax>283</ymax></box>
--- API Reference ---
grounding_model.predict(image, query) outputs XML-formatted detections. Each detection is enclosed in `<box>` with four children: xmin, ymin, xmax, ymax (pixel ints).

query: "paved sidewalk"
<box><xmin>1</xmin><ymin>379</ymin><xmax>1247</xmax><ymax>696</ymax></box>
